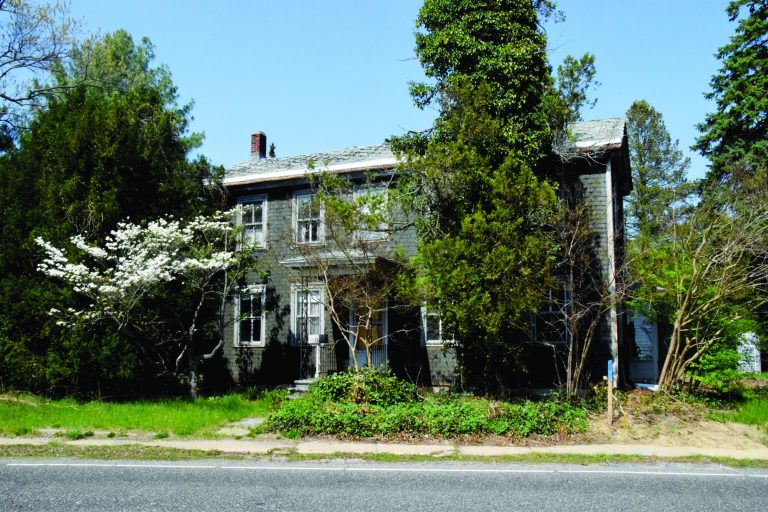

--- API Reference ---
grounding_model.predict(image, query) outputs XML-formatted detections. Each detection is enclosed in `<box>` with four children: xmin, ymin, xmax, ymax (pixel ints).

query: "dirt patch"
<box><xmin>583</xmin><ymin>389</ymin><xmax>768</xmax><ymax>450</ymax></box>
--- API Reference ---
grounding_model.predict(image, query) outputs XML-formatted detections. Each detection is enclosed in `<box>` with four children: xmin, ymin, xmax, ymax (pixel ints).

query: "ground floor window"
<box><xmin>531</xmin><ymin>278</ymin><xmax>570</xmax><ymax>345</ymax></box>
<box><xmin>235</xmin><ymin>286</ymin><xmax>266</xmax><ymax>346</ymax></box>
<box><xmin>421</xmin><ymin>306</ymin><xmax>447</xmax><ymax>345</ymax></box>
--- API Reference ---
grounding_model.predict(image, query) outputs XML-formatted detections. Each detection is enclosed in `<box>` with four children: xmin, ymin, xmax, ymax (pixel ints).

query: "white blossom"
<box><xmin>36</xmin><ymin>209</ymin><xmax>242</xmax><ymax>327</ymax></box>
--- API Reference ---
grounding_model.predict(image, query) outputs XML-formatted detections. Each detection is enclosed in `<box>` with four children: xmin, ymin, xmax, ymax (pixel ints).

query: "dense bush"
<box><xmin>689</xmin><ymin>342</ymin><xmax>744</xmax><ymax>395</ymax></box>
<box><xmin>260</xmin><ymin>370</ymin><xmax>587</xmax><ymax>438</ymax></box>
<box><xmin>307</xmin><ymin>368</ymin><xmax>418</xmax><ymax>406</ymax></box>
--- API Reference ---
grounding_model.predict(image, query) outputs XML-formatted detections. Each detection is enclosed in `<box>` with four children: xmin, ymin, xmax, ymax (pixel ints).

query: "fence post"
<box><xmin>607</xmin><ymin>360</ymin><xmax>614</xmax><ymax>425</ymax></box>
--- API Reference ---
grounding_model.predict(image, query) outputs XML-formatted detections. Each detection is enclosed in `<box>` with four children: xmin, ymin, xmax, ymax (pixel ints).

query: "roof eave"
<box><xmin>223</xmin><ymin>156</ymin><xmax>398</xmax><ymax>187</ymax></box>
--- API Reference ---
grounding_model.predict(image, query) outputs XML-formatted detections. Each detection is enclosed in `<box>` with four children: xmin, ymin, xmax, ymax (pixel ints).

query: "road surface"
<box><xmin>2</xmin><ymin>459</ymin><xmax>766</xmax><ymax>511</ymax></box>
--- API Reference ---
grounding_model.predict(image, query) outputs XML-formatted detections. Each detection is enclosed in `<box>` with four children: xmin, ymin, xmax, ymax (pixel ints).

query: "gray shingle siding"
<box><xmin>222</xmin><ymin>118</ymin><xmax>630</xmax><ymax>388</ymax></box>
<box><xmin>223</xmin><ymin>175</ymin><xmax>435</xmax><ymax>385</ymax></box>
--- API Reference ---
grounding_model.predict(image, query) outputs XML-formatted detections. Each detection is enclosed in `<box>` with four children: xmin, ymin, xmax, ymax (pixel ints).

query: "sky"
<box><xmin>68</xmin><ymin>0</ymin><xmax>736</xmax><ymax>180</ymax></box>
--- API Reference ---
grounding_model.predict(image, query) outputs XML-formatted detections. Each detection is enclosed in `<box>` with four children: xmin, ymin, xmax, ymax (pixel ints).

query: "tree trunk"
<box><xmin>657</xmin><ymin>311</ymin><xmax>683</xmax><ymax>389</ymax></box>
<box><xmin>188</xmin><ymin>348</ymin><xmax>198</xmax><ymax>400</ymax></box>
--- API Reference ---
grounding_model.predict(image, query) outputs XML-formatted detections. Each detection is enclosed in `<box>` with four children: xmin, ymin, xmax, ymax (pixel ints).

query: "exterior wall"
<box><xmin>571</xmin><ymin>161</ymin><xmax>623</xmax><ymax>383</ymax></box>
<box><xmin>223</xmin><ymin>151</ymin><xmax>629</xmax><ymax>389</ymax></box>
<box><xmin>224</xmin><ymin>172</ymin><xmax>455</xmax><ymax>387</ymax></box>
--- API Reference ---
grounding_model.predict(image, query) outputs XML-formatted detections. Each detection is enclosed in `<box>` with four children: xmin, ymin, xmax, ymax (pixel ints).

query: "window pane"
<box><xmin>252</xmin><ymin>317</ymin><xmax>262</xmax><ymax>343</ymax></box>
<box><xmin>241</xmin><ymin>199</ymin><xmax>265</xmax><ymax>247</ymax></box>
<box><xmin>426</xmin><ymin>315</ymin><xmax>440</xmax><ymax>341</ymax></box>
<box><xmin>296</xmin><ymin>195</ymin><xmax>321</xmax><ymax>243</ymax></box>
<box><xmin>240</xmin><ymin>317</ymin><xmax>252</xmax><ymax>343</ymax></box>
<box><xmin>238</xmin><ymin>291</ymin><xmax>265</xmax><ymax>345</ymax></box>
<box><xmin>243</xmin><ymin>226</ymin><xmax>256</xmax><ymax>246</ymax></box>
<box><xmin>251</xmin><ymin>202</ymin><xmax>262</xmax><ymax>223</ymax></box>
<box><xmin>298</xmin><ymin>221</ymin><xmax>310</xmax><ymax>242</ymax></box>
<box><xmin>310</xmin><ymin>221</ymin><xmax>318</xmax><ymax>241</ymax></box>
<box><xmin>308</xmin><ymin>317</ymin><xmax>320</xmax><ymax>336</ymax></box>
<box><xmin>245</xmin><ymin>203</ymin><xmax>255</xmax><ymax>224</ymax></box>
<box><xmin>309</xmin><ymin>297</ymin><xmax>321</xmax><ymax>317</ymax></box>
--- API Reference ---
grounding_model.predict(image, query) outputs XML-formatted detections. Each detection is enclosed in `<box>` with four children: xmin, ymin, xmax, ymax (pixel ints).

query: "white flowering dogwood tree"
<box><xmin>36</xmin><ymin>209</ymin><xmax>257</xmax><ymax>399</ymax></box>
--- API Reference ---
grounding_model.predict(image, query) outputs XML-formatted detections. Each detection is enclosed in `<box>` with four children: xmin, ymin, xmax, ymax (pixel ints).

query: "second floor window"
<box><xmin>354</xmin><ymin>186</ymin><xmax>388</xmax><ymax>241</ymax></box>
<box><xmin>238</xmin><ymin>195</ymin><xmax>267</xmax><ymax>248</ymax></box>
<box><xmin>295</xmin><ymin>192</ymin><xmax>323</xmax><ymax>243</ymax></box>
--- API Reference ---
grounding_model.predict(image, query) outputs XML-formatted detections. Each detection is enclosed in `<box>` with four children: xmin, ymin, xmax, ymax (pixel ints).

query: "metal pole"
<box><xmin>607</xmin><ymin>360</ymin><xmax>614</xmax><ymax>426</ymax></box>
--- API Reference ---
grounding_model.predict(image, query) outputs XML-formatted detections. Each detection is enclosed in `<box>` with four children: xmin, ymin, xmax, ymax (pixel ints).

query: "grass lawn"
<box><xmin>0</xmin><ymin>391</ymin><xmax>284</xmax><ymax>437</ymax></box>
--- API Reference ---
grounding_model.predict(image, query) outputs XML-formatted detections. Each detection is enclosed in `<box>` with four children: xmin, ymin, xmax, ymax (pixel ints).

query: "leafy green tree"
<box><xmin>630</xmin><ymin>190</ymin><xmax>768</xmax><ymax>391</ymax></box>
<box><xmin>399</xmin><ymin>0</ymin><xmax>562</xmax><ymax>394</ymax></box>
<box><xmin>553</xmin><ymin>53</ymin><xmax>598</xmax><ymax>124</ymax></box>
<box><xmin>409</xmin><ymin>0</ymin><xmax>557</xmax><ymax>160</ymax></box>
<box><xmin>695</xmin><ymin>0</ymin><xmax>768</xmax><ymax>185</ymax></box>
<box><xmin>0</xmin><ymin>31</ymin><xmax>220</xmax><ymax>396</ymax></box>
<box><xmin>626</xmin><ymin>100</ymin><xmax>694</xmax><ymax>246</ymax></box>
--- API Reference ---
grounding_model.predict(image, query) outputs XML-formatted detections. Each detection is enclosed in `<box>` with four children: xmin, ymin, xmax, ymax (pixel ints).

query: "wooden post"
<box><xmin>607</xmin><ymin>360</ymin><xmax>614</xmax><ymax>425</ymax></box>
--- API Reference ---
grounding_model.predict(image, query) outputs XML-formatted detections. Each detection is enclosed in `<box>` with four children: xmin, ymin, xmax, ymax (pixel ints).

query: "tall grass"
<box><xmin>729</xmin><ymin>397</ymin><xmax>768</xmax><ymax>428</ymax></box>
<box><xmin>0</xmin><ymin>391</ymin><xmax>283</xmax><ymax>437</ymax></box>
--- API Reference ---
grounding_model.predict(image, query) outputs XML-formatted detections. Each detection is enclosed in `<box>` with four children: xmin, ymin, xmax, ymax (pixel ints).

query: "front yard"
<box><xmin>1</xmin><ymin>370</ymin><xmax>766</xmax><ymax>448</ymax></box>
<box><xmin>0</xmin><ymin>391</ymin><xmax>283</xmax><ymax>438</ymax></box>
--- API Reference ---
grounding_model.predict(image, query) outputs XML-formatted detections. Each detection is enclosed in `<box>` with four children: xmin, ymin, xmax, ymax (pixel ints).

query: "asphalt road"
<box><xmin>1</xmin><ymin>459</ymin><xmax>767</xmax><ymax>512</ymax></box>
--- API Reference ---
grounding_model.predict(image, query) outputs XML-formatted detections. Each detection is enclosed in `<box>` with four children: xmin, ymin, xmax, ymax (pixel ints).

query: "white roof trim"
<box><xmin>573</xmin><ymin>135</ymin><xmax>624</xmax><ymax>149</ymax></box>
<box><xmin>223</xmin><ymin>156</ymin><xmax>398</xmax><ymax>186</ymax></box>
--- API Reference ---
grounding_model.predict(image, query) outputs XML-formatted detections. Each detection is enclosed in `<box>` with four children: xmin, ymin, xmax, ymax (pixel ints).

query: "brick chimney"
<box><xmin>250</xmin><ymin>131</ymin><xmax>267</xmax><ymax>159</ymax></box>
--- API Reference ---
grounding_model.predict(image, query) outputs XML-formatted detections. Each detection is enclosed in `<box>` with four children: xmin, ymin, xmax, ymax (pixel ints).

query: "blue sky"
<box><xmin>69</xmin><ymin>1</ymin><xmax>735</xmax><ymax>180</ymax></box>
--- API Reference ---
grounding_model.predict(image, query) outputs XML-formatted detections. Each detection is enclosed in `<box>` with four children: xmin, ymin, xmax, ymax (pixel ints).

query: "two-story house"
<box><xmin>222</xmin><ymin>119</ymin><xmax>632</xmax><ymax>388</ymax></box>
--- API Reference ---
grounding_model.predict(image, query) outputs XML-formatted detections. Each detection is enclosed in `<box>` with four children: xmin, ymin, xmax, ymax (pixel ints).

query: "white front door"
<box><xmin>292</xmin><ymin>284</ymin><xmax>325</xmax><ymax>378</ymax></box>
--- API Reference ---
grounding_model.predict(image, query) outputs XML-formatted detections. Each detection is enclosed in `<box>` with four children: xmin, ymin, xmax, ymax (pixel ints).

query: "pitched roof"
<box><xmin>224</xmin><ymin>118</ymin><xmax>626</xmax><ymax>186</ymax></box>
<box><xmin>567</xmin><ymin>118</ymin><xmax>625</xmax><ymax>152</ymax></box>
<box><xmin>224</xmin><ymin>143</ymin><xmax>396</xmax><ymax>186</ymax></box>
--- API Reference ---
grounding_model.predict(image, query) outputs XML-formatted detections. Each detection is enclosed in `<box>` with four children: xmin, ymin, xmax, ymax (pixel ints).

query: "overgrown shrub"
<box><xmin>689</xmin><ymin>344</ymin><xmax>744</xmax><ymax>395</ymax></box>
<box><xmin>307</xmin><ymin>368</ymin><xmax>418</xmax><ymax>406</ymax></box>
<box><xmin>260</xmin><ymin>372</ymin><xmax>587</xmax><ymax>439</ymax></box>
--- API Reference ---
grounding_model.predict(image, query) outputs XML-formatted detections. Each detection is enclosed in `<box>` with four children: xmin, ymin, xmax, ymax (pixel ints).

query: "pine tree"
<box><xmin>626</xmin><ymin>100</ymin><xmax>693</xmax><ymax>246</ymax></box>
<box><xmin>695</xmin><ymin>0</ymin><xmax>768</xmax><ymax>184</ymax></box>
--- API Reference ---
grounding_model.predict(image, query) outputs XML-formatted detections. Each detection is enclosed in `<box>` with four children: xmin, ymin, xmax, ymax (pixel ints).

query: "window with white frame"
<box><xmin>238</xmin><ymin>195</ymin><xmax>267</xmax><ymax>248</ymax></box>
<box><xmin>354</xmin><ymin>186</ymin><xmax>388</xmax><ymax>241</ymax></box>
<box><xmin>421</xmin><ymin>306</ymin><xmax>447</xmax><ymax>345</ymax></box>
<box><xmin>235</xmin><ymin>286</ymin><xmax>266</xmax><ymax>346</ymax></box>
<box><xmin>292</xmin><ymin>285</ymin><xmax>324</xmax><ymax>344</ymax></box>
<box><xmin>294</xmin><ymin>192</ymin><xmax>323</xmax><ymax>244</ymax></box>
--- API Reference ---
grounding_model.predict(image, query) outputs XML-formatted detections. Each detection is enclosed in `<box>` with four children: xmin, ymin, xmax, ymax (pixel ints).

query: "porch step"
<box><xmin>288</xmin><ymin>378</ymin><xmax>317</xmax><ymax>396</ymax></box>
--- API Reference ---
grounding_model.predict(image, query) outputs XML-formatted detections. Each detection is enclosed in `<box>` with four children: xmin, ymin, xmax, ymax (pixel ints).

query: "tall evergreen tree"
<box><xmin>695</xmin><ymin>0</ymin><xmax>768</xmax><ymax>184</ymax></box>
<box><xmin>409</xmin><ymin>0</ymin><xmax>557</xmax><ymax>159</ymax></box>
<box><xmin>397</xmin><ymin>0</ymin><xmax>561</xmax><ymax>394</ymax></box>
<box><xmin>625</xmin><ymin>100</ymin><xmax>693</xmax><ymax>245</ymax></box>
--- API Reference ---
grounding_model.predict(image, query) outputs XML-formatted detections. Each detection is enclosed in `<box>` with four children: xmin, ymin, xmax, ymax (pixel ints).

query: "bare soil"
<box><xmin>583</xmin><ymin>389</ymin><xmax>767</xmax><ymax>450</ymax></box>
